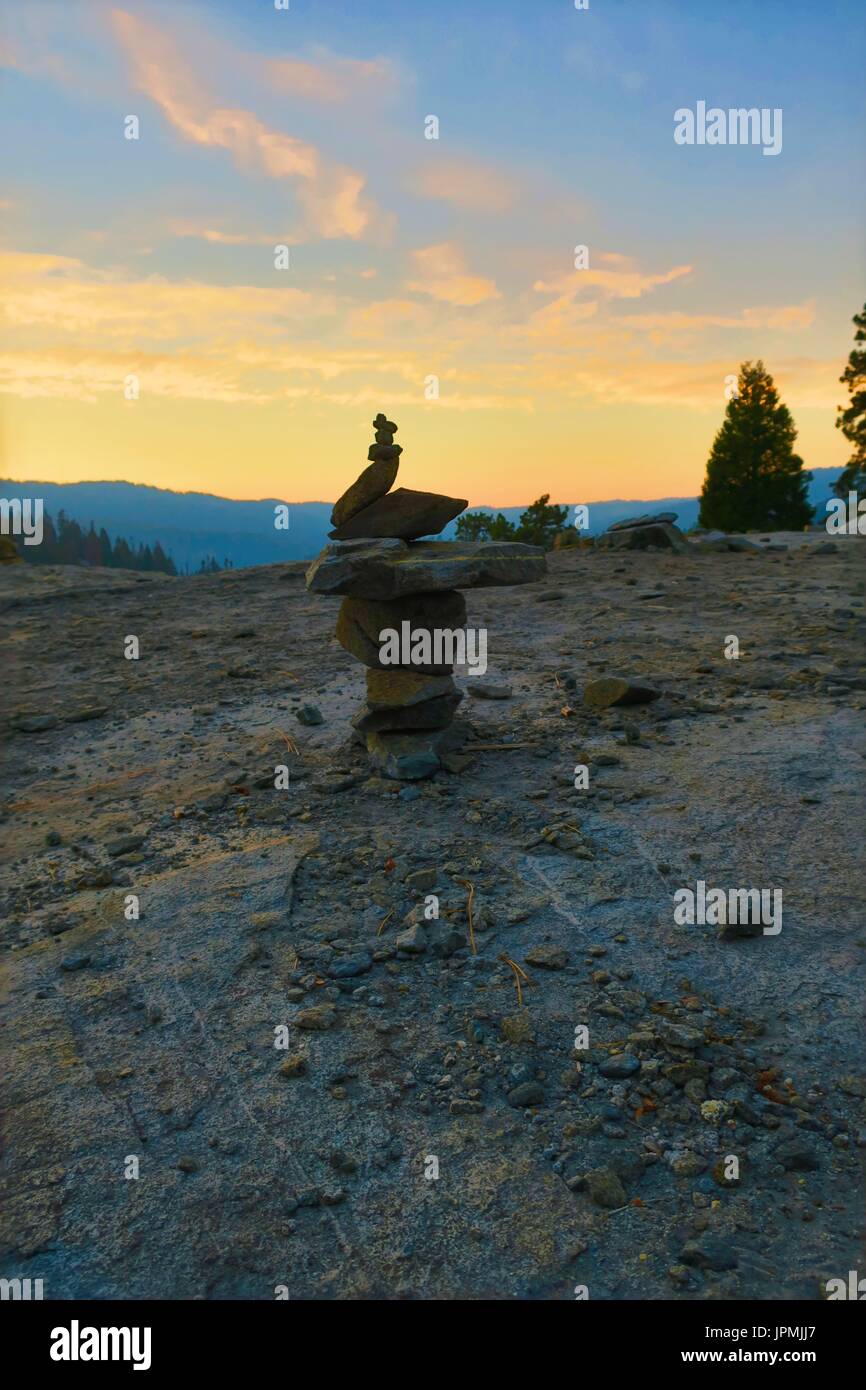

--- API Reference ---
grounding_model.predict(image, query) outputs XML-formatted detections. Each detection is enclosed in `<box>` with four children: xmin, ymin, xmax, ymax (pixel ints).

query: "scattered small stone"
<box><xmin>405</xmin><ymin>867</ymin><xmax>437</xmax><ymax>891</ymax></box>
<box><xmin>329</xmin><ymin>1150</ymin><xmax>358</xmax><ymax>1174</ymax></box>
<box><xmin>500</xmin><ymin>1013</ymin><xmax>534</xmax><ymax>1044</ymax></box>
<box><xmin>467</xmin><ymin>680</ymin><xmax>513</xmax><ymax>700</ymax></box>
<box><xmin>679</xmin><ymin>1237</ymin><xmax>738</xmax><ymax>1271</ymax></box>
<box><xmin>450</xmin><ymin>1099</ymin><xmax>484</xmax><ymax>1115</ymax></box>
<box><xmin>279</xmin><ymin>1054</ymin><xmax>308</xmax><ymax>1078</ymax></box>
<box><xmin>585</xmin><ymin>1167</ymin><xmax>627</xmax><ymax>1209</ymax></box>
<box><xmin>524</xmin><ymin>944</ymin><xmax>568</xmax><ymax>970</ymax></box>
<box><xmin>296</xmin><ymin>704</ymin><xmax>324</xmax><ymax>726</ymax></box>
<box><xmin>293</xmin><ymin>1005</ymin><xmax>338</xmax><ymax>1031</ymax></box>
<box><xmin>60</xmin><ymin>953</ymin><xmax>91</xmax><ymax>972</ymax></box>
<box><xmin>774</xmin><ymin>1138</ymin><xmax>820</xmax><ymax>1171</ymax></box>
<box><xmin>106</xmin><ymin>834</ymin><xmax>145</xmax><ymax>857</ymax></box>
<box><xmin>599</xmin><ymin>1054</ymin><xmax>641</xmax><ymax>1079</ymax></box>
<box><xmin>583</xmin><ymin>677</ymin><xmax>662</xmax><ymax>709</ymax></box>
<box><xmin>395</xmin><ymin>923</ymin><xmax>427</xmax><ymax>955</ymax></box>
<box><xmin>507</xmin><ymin>1081</ymin><xmax>546</xmax><ymax>1108</ymax></box>
<box><xmin>327</xmin><ymin>951</ymin><xmax>373</xmax><ymax>979</ymax></box>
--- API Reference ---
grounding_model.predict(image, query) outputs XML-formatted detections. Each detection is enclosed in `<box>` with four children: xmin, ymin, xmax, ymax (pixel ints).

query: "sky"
<box><xmin>1</xmin><ymin>0</ymin><xmax>864</xmax><ymax>507</ymax></box>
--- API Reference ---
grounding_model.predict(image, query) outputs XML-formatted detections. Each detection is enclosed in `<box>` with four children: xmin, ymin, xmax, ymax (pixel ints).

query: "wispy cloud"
<box><xmin>109</xmin><ymin>8</ymin><xmax>390</xmax><ymax>242</ymax></box>
<box><xmin>406</xmin><ymin>242</ymin><xmax>501</xmax><ymax>307</ymax></box>
<box><xmin>511</xmin><ymin>259</ymin><xmax>692</xmax><ymax>344</ymax></box>
<box><xmin>406</xmin><ymin>157</ymin><xmax>519</xmax><ymax>212</ymax></box>
<box><xmin>0</xmin><ymin>249</ymin><xmax>330</xmax><ymax>338</ymax></box>
<box><xmin>533</xmin><ymin>262</ymin><xmax>693</xmax><ymax>301</ymax></box>
<box><xmin>260</xmin><ymin>50</ymin><xmax>400</xmax><ymax>104</ymax></box>
<box><xmin>169</xmin><ymin>221</ymin><xmax>275</xmax><ymax>246</ymax></box>
<box><xmin>0</xmin><ymin>346</ymin><xmax>274</xmax><ymax>404</ymax></box>
<box><xmin>616</xmin><ymin>302</ymin><xmax>817</xmax><ymax>340</ymax></box>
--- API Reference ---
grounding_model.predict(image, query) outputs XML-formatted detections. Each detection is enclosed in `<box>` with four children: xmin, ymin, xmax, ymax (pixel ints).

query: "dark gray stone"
<box><xmin>306</xmin><ymin>539</ymin><xmax>547</xmax><ymax>600</ymax></box>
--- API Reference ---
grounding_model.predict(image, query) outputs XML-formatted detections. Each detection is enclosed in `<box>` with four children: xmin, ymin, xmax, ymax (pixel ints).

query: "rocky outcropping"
<box><xmin>596</xmin><ymin>512</ymin><xmax>689</xmax><ymax>553</ymax></box>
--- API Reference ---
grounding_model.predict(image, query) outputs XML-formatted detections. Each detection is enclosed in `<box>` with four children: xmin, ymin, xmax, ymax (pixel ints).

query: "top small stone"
<box><xmin>371</xmin><ymin>413</ymin><xmax>399</xmax><ymax>457</ymax></box>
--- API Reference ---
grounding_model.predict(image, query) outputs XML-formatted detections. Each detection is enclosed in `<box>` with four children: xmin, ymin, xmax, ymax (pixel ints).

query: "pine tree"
<box><xmin>699</xmin><ymin>361</ymin><xmax>812</xmax><ymax>531</ymax></box>
<box><xmin>833</xmin><ymin>303</ymin><xmax>866</xmax><ymax>502</ymax></box>
<box><xmin>113</xmin><ymin>536</ymin><xmax>134</xmax><ymax>569</ymax></box>
<box><xmin>41</xmin><ymin>513</ymin><xmax>57</xmax><ymax>562</ymax></box>
<box><xmin>152</xmin><ymin>541</ymin><xmax>176</xmax><ymax>575</ymax></box>
<box><xmin>455</xmin><ymin>511</ymin><xmax>516</xmax><ymax>542</ymax></box>
<box><xmin>99</xmin><ymin>527</ymin><xmax>113</xmax><ymax>567</ymax></box>
<box><xmin>84</xmin><ymin>523</ymin><xmax>101</xmax><ymax>567</ymax></box>
<box><xmin>20</xmin><ymin>511</ymin><xmax>56</xmax><ymax>564</ymax></box>
<box><xmin>58</xmin><ymin>515</ymin><xmax>84</xmax><ymax>564</ymax></box>
<box><xmin>515</xmin><ymin>494</ymin><xmax>570</xmax><ymax>548</ymax></box>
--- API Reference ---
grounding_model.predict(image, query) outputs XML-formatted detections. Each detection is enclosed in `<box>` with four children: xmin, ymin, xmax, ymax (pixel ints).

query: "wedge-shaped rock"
<box><xmin>608</xmin><ymin>511</ymin><xmax>677</xmax><ymax>531</ymax></box>
<box><xmin>365</xmin><ymin>669</ymin><xmax>455</xmax><ymax>708</ymax></box>
<box><xmin>330</xmin><ymin>458</ymin><xmax>399</xmax><ymax>528</ymax></box>
<box><xmin>352</xmin><ymin>688</ymin><xmax>462</xmax><ymax>734</ymax></box>
<box><xmin>336</xmin><ymin>591</ymin><xmax>466</xmax><ymax>673</ymax></box>
<box><xmin>306</xmin><ymin>538</ymin><xmax>546</xmax><ymax>599</ymax></box>
<box><xmin>329</xmin><ymin>487</ymin><xmax>468</xmax><ymax>542</ymax></box>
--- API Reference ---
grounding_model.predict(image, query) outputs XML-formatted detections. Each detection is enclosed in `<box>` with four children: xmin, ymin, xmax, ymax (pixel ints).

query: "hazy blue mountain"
<box><xmin>0</xmin><ymin>480</ymin><xmax>331</xmax><ymax>571</ymax></box>
<box><xmin>1</xmin><ymin>469</ymin><xmax>844</xmax><ymax>570</ymax></box>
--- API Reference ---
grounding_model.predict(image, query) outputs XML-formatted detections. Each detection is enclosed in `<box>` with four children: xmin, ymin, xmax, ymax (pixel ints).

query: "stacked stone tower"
<box><xmin>306</xmin><ymin>414</ymin><xmax>547</xmax><ymax>779</ymax></box>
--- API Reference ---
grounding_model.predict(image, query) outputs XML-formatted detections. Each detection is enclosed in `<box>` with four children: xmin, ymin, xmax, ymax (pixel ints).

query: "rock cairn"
<box><xmin>596</xmin><ymin>511</ymin><xmax>687</xmax><ymax>552</ymax></box>
<box><xmin>306</xmin><ymin>413</ymin><xmax>547</xmax><ymax>780</ymax></box>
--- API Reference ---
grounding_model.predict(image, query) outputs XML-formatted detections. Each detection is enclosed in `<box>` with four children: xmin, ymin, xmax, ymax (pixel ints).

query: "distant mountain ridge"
<box><xmin>1</xmin><ymin>471</ymin><xmax>844</xmax><ymax>571</ymax></box>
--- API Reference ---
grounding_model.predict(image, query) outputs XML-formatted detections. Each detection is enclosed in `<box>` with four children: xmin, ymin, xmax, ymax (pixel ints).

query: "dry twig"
<box><xmin>455</xmin><ymin>878</ymin><xmax>477</xmax><ymax>955</ymax></box>
<box><xmin>499</xmin><ymin>953</ymin><xmax>530</xmax><ymax>1006</ymax></box>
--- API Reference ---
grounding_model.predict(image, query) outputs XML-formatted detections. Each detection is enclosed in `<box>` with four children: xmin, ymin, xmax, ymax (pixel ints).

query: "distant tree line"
<box><xmin>456</xmin><ymin>494</ymin><xmax>571</xmax><ymax>550</ymax></box>
<box><xmin>12</xmin><ymin>509</ymin><xmax>235</xmax><ymax>573</ymax></box>
<box><xmin>8</xmin><ymin>509</ymin><xmax>212</xmax><ymax>576</ymax></box>
<box><xmin>12</xmin><ymin>510</ymin><xmax>177</xmax><ymax>572</ymax></box>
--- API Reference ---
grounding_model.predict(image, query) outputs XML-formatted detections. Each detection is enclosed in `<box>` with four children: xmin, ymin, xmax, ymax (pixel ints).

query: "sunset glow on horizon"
<box><xmin>2</xmin><ymin>0</ymin><xmax>864</xmax><ymax>507</ymax></box>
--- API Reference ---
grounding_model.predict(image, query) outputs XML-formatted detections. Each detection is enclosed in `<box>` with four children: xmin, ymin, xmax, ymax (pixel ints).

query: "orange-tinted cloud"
<box><xmin>109</xmin><ymin>8</ymin><xmax>387</xmax><ymax>242</ymax></box>
<box><xmin>261</xmin><ymin>51</ymin><xmax>399</xmax><ymax>104</ymax></box>
<box><xmin>533</xmin><ymin>263</ymin><xmax>693</xmax><ymax>301</ymax></box>
<box><xmin>169</xmin><ymin>221</ymin><xmax>275</xmax><ymax>246</ymax></box>
<box><xmin>617</xmin><ymin>301</ymin><xmax>817</xmax><ymax>338</ymax></box>
<box><xmin>1</xmin><ymin>249</ymin><xmax>329</xmax><ymax>338</ymax></box>
<box><xmin>406</xmin><ymin>243</ymin><xmax>501</xmax><ymax>306</ymax></box>
<box><xmin>406</xmin><ymin>157</ymin><xmax>519</xmax><ymax>212</ymax></box>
